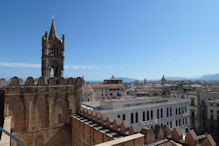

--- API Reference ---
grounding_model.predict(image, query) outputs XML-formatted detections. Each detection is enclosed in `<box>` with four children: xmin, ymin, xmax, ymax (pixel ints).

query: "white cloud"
<box><xmin>64</xmin><ymin>65</ymin><xmax>100</xmax><ymax>69</ymax></box>
<box><xmin>0</xmin><ymin>62</ymin><xmax>99</xmax><ymax>70</ymax></box>
<box><xmin>0</xmin><ymin>62</ymin><xmax>40</xmax><ymax>68</ymax></box>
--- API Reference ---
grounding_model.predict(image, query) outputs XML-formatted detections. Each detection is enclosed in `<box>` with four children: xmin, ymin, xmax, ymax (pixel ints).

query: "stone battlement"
<box><xmin>78</xmin><ymin>107</ymin><xmax>216</xmax><ymax>146</ymax></box>
<box><xmin>0</xmin><ymin>76</ymin><xmax>84</xmax><ymax>87</ymax></box>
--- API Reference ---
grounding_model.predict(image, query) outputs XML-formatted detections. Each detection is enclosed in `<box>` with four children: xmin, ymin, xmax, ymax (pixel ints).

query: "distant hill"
<box><xmin>166</xmin><ymin>77</ymin><xmax>188</xmax><ymax>80</ymax></box>
<box><xmin>86</xmin><ymin>74</ymin><xmax>219</xmax><ymax>83</ymax></box>
<box><xmin>116</xmin><ymin>77</ymin><xmax>139</xmax><ymax>82</ymax></box>
<box><xmin>198</xmin><ymin>73</ymin><xmax>219</xmax><ymax>81</ymax></box>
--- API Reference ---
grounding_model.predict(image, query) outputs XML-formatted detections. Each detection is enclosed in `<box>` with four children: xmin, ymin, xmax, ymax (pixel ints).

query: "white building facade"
<box><xmin>97</xmin><ymin>96</ymin><xmax>190</xmax><ymax>134</ymax></box>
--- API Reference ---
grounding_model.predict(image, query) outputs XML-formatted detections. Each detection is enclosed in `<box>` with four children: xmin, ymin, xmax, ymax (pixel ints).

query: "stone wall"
<box><xmin>77</xmin><ymin>107</ymin><xmax>216</xmax><ymax>146</ymax></box>
<box><xmin>2</xmin><ymin>76</ymin><xmax>83</xmax><ymax>146</ymax></box>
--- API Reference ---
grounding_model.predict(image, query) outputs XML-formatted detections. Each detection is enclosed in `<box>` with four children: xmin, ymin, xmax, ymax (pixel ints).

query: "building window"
<box><xmin>161</xmin><ymin>109</ymin><xmax>163</xmax><ymax>118</ymax></box>
<box><xmin>185</xmin><ymin>117</ymin><xmax>188</xmax><ymax>124</ymax></box>
<box><xmin>179</xmin><ymin>119</ymin><xmax>181</xmax><ymax>126</ymax></box>
<box><xmin>122</xmin><ymin>114</ymin><xmax>125</xmax><ymax>121</ymax></box>
<box><xmin>217</xmin><ymin>110</ymin><xmax>219</xmax><ymax>114</ymax></box>
<box><xmin>176</xmin><ymin>120</ymin><xmax>178</xmax><ymax>126</ymax></box>
<box><xmin>131</xmin><ymin>113</ymin><xmax>134</xmax><ymax>124</ymax></box>
<box><xmin>183</xmin><ymin>119</ymin><xmax>184</xmax><ymax>125</ymax></box>
<box><xmin>170</xmin><ymin>108</ymin><xmax>172</xmax><ymax>116</ymax></box>
<box><xmin>191</xmin><ymin>111</ymin><xmax>195</xmax><ymax>118</ymax></box>
<box><xmin>185</xmin><ymin>107</ymin><xmax>187</xmax><ymax>113</ymax></box>
<box><xmin>210</xmin><ymin>109</ymin><xmax>213</xmax><ymax>113</ymax></box>
<box><xmin>170</xmin><ymin>121</ymin><xmax>172</xmax><ymax>128</ymax></box>
<box><xmin>167</xmin><ymin>108</ymin><xmax>169</xmax><ymax>117</ymax></box>
<box><xmin>117</xmin><ymin>115</ymin><xmax>120</xmax><ymax>119</ymax></box>
<box><xmin>211</xmin><ymin>115</ymin><xmax>213</xmax><ymax>120</ymax></box>
<box><xmin>135</xmin><ymin>112</ymin><xmax>138</xmax><ymax>123</ymax></box>
<box><xmin>176</xmin><ymin>108</ymin><xmax>178</xmax><ymax>115</ymax></box>
<box><xmin>191</xmin><ymin>98</ymin><xmax>195</xmax><ymax>106</ymax></box>
<box><xmin>147</xmin><ymin>111</ymin><xmax>149</xmax><ymax>121</ymax></box>
<box><xmin>143</xmin><ymin>111</ymin><xmax>145</xmax><ymax>121</ymax></box>
<box><xmin>179</xmin><ymin>108</ymin><xmax>181</xmax><ymax>114</ymax></box>
<box><xmin>151</xmin><ymin>110</ymin><xmax>153</xmax><ymax>119</ymax></box>
<box><xmin>157</xmin><ymin>109</ymin><xmax>160</xmax><ymax>119</ymax></box>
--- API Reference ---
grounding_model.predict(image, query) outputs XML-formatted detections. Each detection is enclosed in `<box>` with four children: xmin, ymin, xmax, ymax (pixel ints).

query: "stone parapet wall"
<box><xmin>78</xmin><ymin>106</ymin><xmax>216</xmax><ymax>146</ymax></box>
<box><xmin>2</xmin><ymin>76</ymin><xmax>83</xmax><ymax>146</ymax></box>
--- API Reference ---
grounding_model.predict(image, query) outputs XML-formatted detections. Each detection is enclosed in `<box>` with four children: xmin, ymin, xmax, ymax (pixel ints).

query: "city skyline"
<box><xmin>1</xmin><ymin>0</ymin><xmax>219</xmax><ymax>81</ymax></box>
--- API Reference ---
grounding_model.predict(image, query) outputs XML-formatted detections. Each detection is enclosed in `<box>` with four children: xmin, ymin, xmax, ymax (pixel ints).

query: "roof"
<box><xmin>83</xmin><ymin>84</ymin><xmax>92</xmax><ymax>90</ymax></box>
<box><xmin>89</xmin><ymin>84</ymin><xmax>124</xmax><ymax>89</ymax></box>
<box><xmin>49</xmin><ymin>19</ymin><xmax>57</xmax><ymax>40</ymax></box>
<box><xmin>111</xmin><ymin>96</ymin><xmax>162</xmax><ymax>103</ymax></box>
<box><xmin>135</xmin><ymin>88</ymin><xmax>161</xmax><ymax>92</ymax></box>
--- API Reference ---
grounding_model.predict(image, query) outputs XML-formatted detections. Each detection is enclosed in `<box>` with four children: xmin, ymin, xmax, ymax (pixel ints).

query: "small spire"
<box><xmin>49</xmin><ymin>17</ymin><xmax>57</xmax><ymax>39</ymax></box>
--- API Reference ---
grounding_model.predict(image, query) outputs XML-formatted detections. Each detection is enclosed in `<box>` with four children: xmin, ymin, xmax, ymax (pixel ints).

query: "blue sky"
<box><xmin>0</xmin><ymin>0</ymin><xmax>219</xmax><ymax>81</ymax></box>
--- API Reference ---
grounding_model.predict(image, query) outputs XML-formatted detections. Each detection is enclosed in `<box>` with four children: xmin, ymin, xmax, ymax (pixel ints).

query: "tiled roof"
<box><xmin>135</xmin><ymin>88</ymin><xmax>161</xmax><ymax>92</ymax></box>
<box><xmin>83</xmin><ymin>84</ymin><xmax>92</xmax><ymax>90</ymax></box>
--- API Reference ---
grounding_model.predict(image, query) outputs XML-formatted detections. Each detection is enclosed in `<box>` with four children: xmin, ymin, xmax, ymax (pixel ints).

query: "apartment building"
<box><xmin>205</xmin><ymin>98</ymin><xmax>219</xmax><ymax>143</ymax></box>
<box><xmin>170</xmin><ymin>90</ymin><xmax>213</xmax><ymax>134</ymax></box>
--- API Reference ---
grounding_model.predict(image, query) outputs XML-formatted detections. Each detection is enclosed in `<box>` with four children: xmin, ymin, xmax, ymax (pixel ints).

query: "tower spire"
<box><xmin>49</xmin><ymin>17</ymin><xmax>57</xmax><ymax>39</ymax></box>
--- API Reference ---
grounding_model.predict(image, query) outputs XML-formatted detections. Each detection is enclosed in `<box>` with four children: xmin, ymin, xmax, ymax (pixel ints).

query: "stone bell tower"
<box><xmin>41</xmin><ymin>19</ymin><xmax>65</xmax><ymax>79</ymax></box>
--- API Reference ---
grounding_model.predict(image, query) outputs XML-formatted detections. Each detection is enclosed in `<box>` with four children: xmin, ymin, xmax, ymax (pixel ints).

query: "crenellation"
<box><xmin>9</xmin><ymin>76</ymin><xmax>20</xmax><ymax>86</ymax></box>
<box><xmin>25</xmin><ymin>77</ymin><xmax>35</xmax><ymax>86</ymax></box>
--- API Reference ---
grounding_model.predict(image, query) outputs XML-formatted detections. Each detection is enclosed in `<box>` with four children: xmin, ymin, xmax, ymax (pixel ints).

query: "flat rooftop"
<box><xmin>83</xmin><ymin>96</ymin><xmax>190</xmax><ymax>112</ymax></box>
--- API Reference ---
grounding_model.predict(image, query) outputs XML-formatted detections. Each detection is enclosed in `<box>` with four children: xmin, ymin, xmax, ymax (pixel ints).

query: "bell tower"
<box><xmin>41</xmin><ymin>19</ymin><xmax>65</xmax><ymax>79</ymax></box>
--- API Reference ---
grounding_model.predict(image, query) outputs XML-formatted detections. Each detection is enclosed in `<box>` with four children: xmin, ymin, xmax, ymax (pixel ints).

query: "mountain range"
<box><xmin>86</xmin><ymin>73</ymin><xmax>219</xmax><ymax>83</ymax></box>
<box><xmin>118</xmin><ymin>73</ymin><xmax>219</xmax><ymax>82</ymax></box>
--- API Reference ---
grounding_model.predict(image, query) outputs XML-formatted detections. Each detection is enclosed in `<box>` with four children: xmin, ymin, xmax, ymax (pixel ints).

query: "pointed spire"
<box><xmin>49</xmin><ymin>17</ymin><xmax>57</xmax><ymax>39</ymax></box>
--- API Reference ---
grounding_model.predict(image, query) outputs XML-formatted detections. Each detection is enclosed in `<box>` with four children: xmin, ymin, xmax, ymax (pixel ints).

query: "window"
<box><xmin>191</xmin><ymin>98</ymin><xmax>195</xmax><ymax>106</ymax></box>
<box><xmin>143</xmin><ymin>111</ymin><xmax>145</xmax><ymax>121</ymax></box>
<box><xmin>185</xmin><ymin>107</ymin><xmax>187</xmax><ymax>113</ymax></box>
<box><xmin>176</xmin><ymin>120</ymin><xmax>178</xmax><ymax>126</ymax></box>
<box><xmin>147</xmin><ymin>111</ymin><xmax>149</xmax><ymax>121</ymax></box>
<box><xmin>170</xmin><ymin>108</ymin><xmax>172</xmax><ymax>116</ymax></box>
<box><xmin>135</xmin><ymin>112</ymin><xmax>138</xmax><ymax>123</ymax></box>
<box><xmin>210</xmin><ymin>109</ymin><xmax>213</xmax><ymax>113</ymax></box>
<box><xmin>167</xmin><ymin>108</ymin><xmax>169</xmax><ymax>117</ymax></box>
<box><xmin>211</xmin><ymin>115</ymin><xmax>213</xmax><ymax>120</ymax></box>
<box><xmin>50</xmin><ymin>49</ymin><xmax>55</xmax><ymax>56</ymax></box>
<box><xmin>183</xmin><ymin>119</ymin><xmax>184</xmax><ymax>125</ymax></box>
<box><xmin>191</xmin><ymin>111</ymin><xmax>195</xmax><ymax>118</ymax></box>
<box><xmin>170</xmin><ymin>121</ymin><xmax>172</xmax><ymax>128</ymax></box>
<box><xmin>179</xmin><ymin>108</ymin><xmax>181</xmax><ymax>114</ymax></box>
<box><xmin>117</xmin><ymin>115</ymin><xmax>120</xmax><ymax>119</ymax></box>
<box><xmin>185</xmin><ymin>118</ymin><xmax>188</xmax><ymax>124</ymax></box>
<box><xmin>131</xmin><ymin>113</ymin><xmax>134</xmax><ymax>124</ymax></box>
<box><xmin>157</xmin><ymin>109</ymin><xmax>160</xmax><ymax>119</ymax></box>
<box><xmin>179</xmin><ymin>119</ymin><xmax>181</xmax><ymax>126</ymax></box>
<box><xmin>151</xmin><ymin>110</ymin><xmax>153</xmax><ymax>119</ymax></box>
<box><xmin>122</xmin><ymin>114</ymin><xmax>125</xmax><ymax>120</ymax></box>
<box><xmin>217</xmin><ymin>111</ymin><xmax>219</xmax><ymax>114</ymax></box>
<box><xmin>161</xmin><ymin>109</ymin><xmax>163</xmax><ymax>118</ymax></box>
<box><xmin>176</xmin><ymin>108</ymin><xmax>178</xmax><ymax>115</ymax></box>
